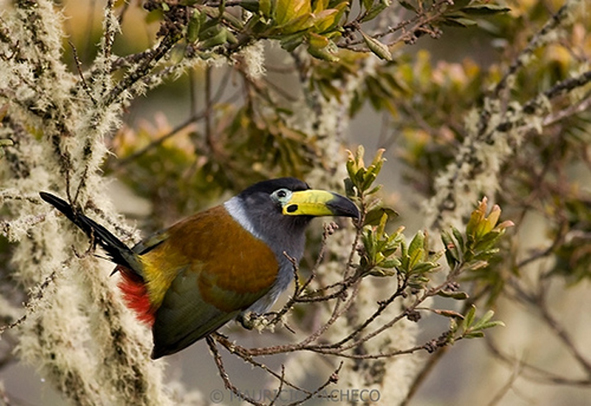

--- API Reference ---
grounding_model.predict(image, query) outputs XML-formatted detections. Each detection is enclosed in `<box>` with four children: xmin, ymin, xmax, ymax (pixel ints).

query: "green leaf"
<box><xmin>464</xmin><ymin>304</ymin><xmax>476</xmax><ymax>329</ymax></box>
<box><xmin>367</xmin><ymin>267</ymin><xmax>397</xmax><ymax>277</ymax></box>
<box><xmin>365</xmin><ymin>184</ymin><xmax>382</xmax><ymax>195</ymax></box>
<box><xmin>280</xmin><ymin>31</ymin><xmax>306</xmax><ymax>51</ymax></box>
<box><xmin>360</xmin><ymin>31</ymin><xmax>392</xmax><ymax>61</ymax></box>
<box><xmin>145</xmin><ymin>9</ymin><xmax>164</xmax><ymax>24</ymax></box>
<box><xmin>408</xmin><ymin>247</ymin><xmax>424</xmax><ymax>270</ymax></box>
<box><xmin>354</xmin><ymin>167</ymin><xmax>367</xmax><ymax>186</ymax></box>
<box><xmin>441</xmin><ymin>230</ymin><xmax>460</xmax><ymax>267</ymax></box>
<box><xmin>449</xmin><ymin>0</ymin><xmax>471</xmax><ymax>10</ymax></box>
<box><xmin>186</xmin><ymin>10</ymin><xmax>202</xmax><ymax>43</ymax></box>
<box><xmin>408</xmin><ymin>230</ymin><xmax>425</xmax><ymax>258</ymax></box>
<box><xmin>361</xmin><ymin>0</ymin><xmax>390</xmax><ymax>23</ymax></box>
<box><xmin>477</xmin><ymin>204</ymin><xmax>501</xmax><ymax>237</ymax></box>
<box><xmin>170</xmin><ymin>41</ymin><xmax>187</xmax><ymax>64</ymax></box>
<box><xmin>463</xmin><ymin>260</ymin><xmax>489</xmax><ymax>272</ymax></box>
<box><xmin>399</xmin><ymin>240</ymin><xmax>409</xmax><ymax>269</ymax></box>
<box><xmin>398</xmin><ymin>1</ymin><xmax>416</xmax><ymax>12</ymax></box>
<box><xmin>362</xmin><ymin>0</ymin><xmax>374</xmax><ymax>11</ymax></box>
<box><xmin>464</xmin><ymin>331</ymin><xmax>485</xmax><ymax>339</ymax></box>
<box><xmin>452</xmin><ymin>227</ymin><xmax>465</xmax><ymax>251</ymax></box>
<box><xmin>374</xmin><ymin>212</ymin><xmax>387</xmax><ymax>238</ymax></box>
<box><xmin>410</xmin><ymin>261</ymin><xmax>439</xmax><ymax>274</ymax></box>
<box><xmin>198</xmin><ymin>25</ymin><xmax>221</xmax><ymax>41</ymax></box>
<box><xmin>472</xmin><ymin>309</ymin><xmax>494</xmax><ymax>329</ymax></box>
<box><xmin>442</xmin><ymin>16</ymin><xmax>477</xmax><ymax>27</ymax></box>
<box><xmin>221</xmin><ymin>11</ymin><xmax>245</xmax><ymax>30</ymax></box>
<box><xmin>449</xmin><ymin>318</ymin><xmax>458</xmax><ymax>334</ymax></box>
<box><xmin>275</xmin><ymin>0</ymin><xmax>312</xmax><ymax>26</ymax></box>
<box><xmin>381</xmin><ymin>258</ymin><xmax>401</xmax><ymax>268</ymax></box>
<box><xmin>461</xmin><ymin>4</ymin><xmax>511</xmax><ymax>15</ymax></box>
<box><xmin>364</xmin><ymin>206</ymin><xmax>398</xmax><ymax>226</ymax></box>
<box><xmin>240</xmin><ymin>0</ymin><xmax>260</xmax><ymax>13</ymax></box>
<box><xmin>437</xmin><ymin>290</ymin><xmax>469</xmax><ymax>300</ymax></box>
<box><xmin>260</xmin><ymin>0</ymin><xmax>272</xmax><ymax>17</ymax></box>
<box><xmin>282</xmin><ymin>13</ymin><xmax>315</xmax><ymax>34</ymax></box>
<box><xmin>476</xmin><ymin>320</ymin><xmax>505</xmax><ymax>330</ymax></box>
<box><xmin>360</xmin><ymin>171</ymin><xmax>377</xmax><ymax>191</ymax></box>
<box><xmin>370</xmin><ymin>148</ymin><xmax>386</xmax><ymax>168</ymax></box>
<box><xmin>432</xmin><ymin>309</ymin><xmax>464</xmax><ymax>319</ymax></box>
<box><xmin>314</xmin><ymin>0</ymin><xmax>330</xmax><ymax>13</ymax></box>
<box><xmin>307</xmin><ymin>44</ymin><xmax>339</xmax><ymax>61</ymax></box>
<box><xmin>307</xmin><ymin>33</ymin><xmax>339</xmax><ymax>61</ymax></box>
<box><xmin>199</xmin><ymin>27</ymin><xmax>228</xmax><ymax>49</ymax></box>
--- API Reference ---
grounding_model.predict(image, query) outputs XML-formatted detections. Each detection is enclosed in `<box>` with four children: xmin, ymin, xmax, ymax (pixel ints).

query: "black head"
<box><xmin>236</xmin><ymin>177</ymin><xmax>359</xmax><ymax>223</ymax></box>
<box><xmin>225</xmin><ymin>176</ymin><xmax>358</xmax><ymax>266</ymax></box>
<box><xmin>238</xmin><ymin>177</ymin><xmax>310</xmax><ymax>198</ymax></box>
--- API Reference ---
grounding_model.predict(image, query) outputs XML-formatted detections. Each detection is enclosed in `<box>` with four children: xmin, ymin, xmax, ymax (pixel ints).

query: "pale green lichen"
<box><xmin>0</xmin><ymin>1</ymin><xmax>182</xmax><ymax>404</ymax></box>
<box><xmin>235</xmin><ymin>41</ymin><xmax>266</xmax><ymax>80</ymax></box>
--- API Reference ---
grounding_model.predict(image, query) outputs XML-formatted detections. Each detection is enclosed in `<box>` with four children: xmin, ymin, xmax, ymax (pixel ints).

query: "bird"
<box><xmin>39</xmin><ymin>178</ymin><xmax>359</xmax><ymax>359</ymax></box>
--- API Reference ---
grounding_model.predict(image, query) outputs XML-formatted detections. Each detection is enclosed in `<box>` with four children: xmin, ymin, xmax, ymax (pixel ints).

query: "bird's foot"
<box><xmin>237</xmin><ymin>311</ymin><xmax>259</xmax><ymax>330</ymax></box>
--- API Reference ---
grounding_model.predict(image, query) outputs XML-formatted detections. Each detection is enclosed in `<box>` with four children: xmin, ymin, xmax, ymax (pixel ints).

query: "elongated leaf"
<box><xmin>280</xmin><ymin>31</ymin><xmax>306</xmax><ymax>51</ymax></box>
<box><xmin>361</xmin><ymin>0</ymin><xmax>390</xmax><ymax>23</ymax></box>
<box><xmin>398</xmin><ymin>1</ymin><xmax>416</xmax><ymax>12</ymax></box>
<box><xmin>463</xmin><ymin>304</ymin><xmax>476</xmax><ymax>329</ymax></box>
<box><xmin>462</xmin><ymin>4</ymin><xmax>511</xmax><ymax>15</ymax></box>
<box><xmin>437</xmin><ymin>290</ymin><xmax>469</xmax><ymax>300</ymax></box>
<box><xmin>186</xmin><ymin>10</ymin><xmax>202</xmax><ymax>43</ymax></box>
<box><xmin>442</xmin><ymin>16</ymin><xmax>477</xmax><ymax>27</ymax></box>
<box><xmin>360</xmin><ymin>31</ymin><xmax>392</xmax><ymax>61</ymax></box>
<box><xmin>408</xmin><ymin>230</ymin><xmax>425</xmax><ymax>258</ymax></box>
<box><xmin>313</xmin><ymin>8</ymin><xmax>340</xmax><ymax>33</ymax></box>
<box><xmin>476</xmin><ymin>320</ymin><xmax>505</xmax><ymax>330</ymax></box>
<box><xmin>314</xmin><ymin>0</ymin><xmax>330</xmax><ymax>13</ymax></box>
<box><xmin>240</xmin><ymin>0</ymin><xmax>260</xmax><ymax>13</ymax></box>
<box><xmin>364</xmin><ymin>207</ymin><xmax>398</xmax><ymax>226</ymax></box>
<box><xmin>464</xmin><ymin>331</ymin><xmax>485</xmax><ymax>339</ymax></box>
<box><xmin>432</xmin><ymin>309</ymin><xmax>464</xmax><ymax>319</ymax></box>
<box><xmin>275</xmin><ymin>0</ymin><xmax>312</xmax><ymax>25</ymax></box>
<box><xmin>441</xmin><ymin>230</ymin><xmax>460</xmax><ymax>266</ymax></box>
<box><xmin>362</xmin><ymin>0</ymin><xmax>374</xmax><ymax>11</ymax></box>
<box><xmin>281</xmin><ymin>13</ymin><xmax>315</xmax><ymax>34</ymax></box>
<box><xmin>473</xmin><ymin>309</ymin><xmax>494</xmax><ymax>328</ymax></box>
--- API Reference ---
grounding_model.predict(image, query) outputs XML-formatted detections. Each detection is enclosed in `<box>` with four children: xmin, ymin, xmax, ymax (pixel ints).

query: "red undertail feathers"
<box><xmin>116</xmin><ymin>265</ymin><xmax>156</xmax><ymax>326</ymax></box>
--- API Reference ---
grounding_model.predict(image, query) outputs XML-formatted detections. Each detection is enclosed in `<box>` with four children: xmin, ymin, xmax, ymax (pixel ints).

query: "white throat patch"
<box><xmin>223</xmin><ymin>197</ymin><xmax>264</xmax><ymax>241</ymax></box>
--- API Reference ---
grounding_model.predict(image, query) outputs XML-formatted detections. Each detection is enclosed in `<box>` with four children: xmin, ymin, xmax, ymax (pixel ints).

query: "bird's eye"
<box><xmin>272</xmin><ymin>188</ymin><xmax>292</xmax><ymax>202</ymax></box>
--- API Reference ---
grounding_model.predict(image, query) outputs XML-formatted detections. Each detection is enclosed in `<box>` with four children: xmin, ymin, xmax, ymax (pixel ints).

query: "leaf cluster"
<box><xmin>449</xmin><ymin>304</ymin><xmax>504</xmax><ymax>342</ymax></box>
<box><xmin>442</xmin><ymin>197</ymin><xmax>514</xmax><ymax>269</ymax></box>
<box><xmin>346</xmin><ymin>148</ymin><xmax>510</xmax><ymax>323</ymax></box>
<box><xmin>140</xmin><ymin>0</ymin><xmax>512</xmax><ymax>63</ymax></box>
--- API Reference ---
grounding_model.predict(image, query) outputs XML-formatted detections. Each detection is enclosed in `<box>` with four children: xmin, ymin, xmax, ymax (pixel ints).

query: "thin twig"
<box><xmin>0</xmin><ymin>269</ymin><xmax>57</xmax><ymax>335</ymax></box>
<box><xmin>69</xmin><ymin>40</ymin><xmax>96</xmax><ymax>105</ymax></box>
<box><xmin>111</xmin><ymin>112</ymin><xmax>204</xmax><ymax>169</ymax></box>
<box><xmin>206</xmin><ymin>335</ymin><xmax>265</xmax><ymax>406</ymax></box>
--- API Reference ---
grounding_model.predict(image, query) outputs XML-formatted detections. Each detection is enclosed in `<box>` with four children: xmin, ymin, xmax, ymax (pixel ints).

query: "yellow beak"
<box><xmin>282</xmin><ymin>190</ymin><xmax>359</xmax><ymax>219</ymax></box>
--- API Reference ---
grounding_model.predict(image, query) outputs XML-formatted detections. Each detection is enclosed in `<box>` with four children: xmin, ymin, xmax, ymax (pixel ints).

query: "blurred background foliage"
<box><xmin>2</xmin><ymin>0</ymin><xmax>591</xmax><ymax>404</ymax></box>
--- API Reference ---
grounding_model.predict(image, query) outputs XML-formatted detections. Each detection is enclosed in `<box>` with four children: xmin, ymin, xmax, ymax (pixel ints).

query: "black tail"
<box><xmin>39</xmin><ymin>192</ymin><xmax>142</xmax><ymax>274</ymax></box>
